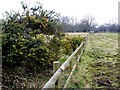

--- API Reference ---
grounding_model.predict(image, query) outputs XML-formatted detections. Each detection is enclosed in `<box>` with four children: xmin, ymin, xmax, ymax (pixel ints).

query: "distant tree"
<box><xmin>109</xmin><ymin>18</ymin><xmax>118</xmax><ymax>32</ymax></box>
<box><xmin>79</xmin><ymin>15</ymin><xmax>97</xmax><ymax>32</ymax></box>
<box><xmin>60</xmin><ymin>16</ymin><xmax>70</xmax><ymax>24</ymax></box>
<box><xmin>97</xmin><ymin>25</ymin><xmax>107</xmax><ymax>32</ymax></box>
<box><xmin>60</xmin><ymin>15</ymin><xmax>98</xmax><ymax>32</ymax></box>
<box><xmin>97</xmin><ymin>23</ymin><xmax>118</xmax><ymax>32</ymax></box>
<box><xmin>109</xmin><ymin>24</ymin><xmax>118</xmax><ymax>32</ymax></box>
<box><xmin>60</xmin><ymin>16</ymin><xmax>74</xmax><ymax>32</ymax></box>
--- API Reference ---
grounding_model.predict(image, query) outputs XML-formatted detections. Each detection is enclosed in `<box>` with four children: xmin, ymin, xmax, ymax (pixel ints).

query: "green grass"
<box><xmin>70</xmin><ymin>33</ymin><xmax>119</xmax><ymax>88</ymax></box>
<box><xmin>96</xmin><ymin>33</ymin><xmax>118</xmax><ymax>40</ymax></box>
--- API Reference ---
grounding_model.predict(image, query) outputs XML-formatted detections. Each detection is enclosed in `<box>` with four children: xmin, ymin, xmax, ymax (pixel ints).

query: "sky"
<box><xmin>0</xmin><ymin>0</ymin><xmax>119</xmax><ymax>25</ymax></box>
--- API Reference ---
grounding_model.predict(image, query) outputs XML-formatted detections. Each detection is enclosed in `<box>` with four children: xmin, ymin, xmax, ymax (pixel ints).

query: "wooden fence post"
<box><xmin>70</xmin><ymin>60</ymin><xmax>73</xmax><ymax>71</ymax></box>
<box><xmin>82</xmin><ymin>42</ymin><xmax>85</xmax><ymax>53</ymax></box>
<box><xmin>83</xmin><ymin>38</ymin><xmax>87</xmax><ymax>53</ymax></box>
<box><xmin>53</xmin><ymin>61</ymin><xmax>60</xmax><ymax>89</ymax></box>
<box><xmin>75</xmin><ymin>53</ymin><xmax>78</xmax><ymax>71</ymax></box>
<box><xmin>76</xmin><ymin>44</ymin><xmax>79</xmax><ymax>70</ymax></box>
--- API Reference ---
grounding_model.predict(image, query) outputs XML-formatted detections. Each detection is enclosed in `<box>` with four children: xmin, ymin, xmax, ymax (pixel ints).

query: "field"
<box><xmin>70</xmin><ymin>33</ymin><xmax>119</xmax><ymax>88</ymax></box>
<box><xmin>67</xmin><ymin>32</ymin><xmax>88</xmax><ymax>37</ymax></box>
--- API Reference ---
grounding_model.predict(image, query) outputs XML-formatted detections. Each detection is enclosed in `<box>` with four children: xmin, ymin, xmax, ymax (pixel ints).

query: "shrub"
<box><xmin>2</xmin><ymin>2</ymin><xmax>62</xmax><ymax>71</ymax></box>
<box><xmin>60</xmin><ymin>35</ymin><xmax>85</xmax><ymax>55</ymax></box>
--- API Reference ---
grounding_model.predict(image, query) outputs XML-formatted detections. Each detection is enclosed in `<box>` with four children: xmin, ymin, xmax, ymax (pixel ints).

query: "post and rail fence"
<box><xmin>42</xmin><ymin>35</ymin><xmax>89</xmax><ymax>89</ymax></box>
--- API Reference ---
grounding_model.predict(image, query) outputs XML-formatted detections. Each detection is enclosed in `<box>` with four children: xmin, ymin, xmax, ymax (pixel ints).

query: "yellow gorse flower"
<box><xmin>39</xmin><ymin>34</ymin><xmax>43</xmax><ymax>36</ymax></box>
<box><xmin>21</xmin><ymin>39</ymin><xmax>25</xmax><ymax>41</ymax></box>
<box><xmin>17</xmin><ymin>33</ymin><xmax>20</xmax><ymax>35</ymax></box>
<box><xmin>32</xmin><ymin>37</ymin><xmax>35</xmax><ymax>39</ymax></box>
<box><xmin>30</xmin><ymin>16</ymin><xmax>35</xmax><ymax>19</ymax></box>
<box><xmin>19</xmin><ymin>52</ymin><xmax>23</xmax><ymax>54</ymax></box>
<box><xmin>20</xmin><ymin>45</ymin><xmax>23</xmax><ymax>46</ymax></box>
<box><xmin>29</xmin><ymin>32</ymin><xmax>33</xmax><ymax>34</ymax></box>
<box><xmin>35</xmin><ymin>19</ymin><xmax>40</xmax><ymax>23</ymax></box>
<box><xmin>43</xmin><ymin>17</ymin><xmax>48</xmax><ymax>22</ymax></box>
<box><xmin>28</xmin><ymin>54</ymin><xmax>31</xmax><ymax>56</ymax></box>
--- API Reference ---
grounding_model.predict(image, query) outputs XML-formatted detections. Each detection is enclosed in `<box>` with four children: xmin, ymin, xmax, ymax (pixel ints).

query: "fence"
<box><xmin>42</xmin><ymin>35</ymin><xmax>88</xmax><ymax>89</ymax></box>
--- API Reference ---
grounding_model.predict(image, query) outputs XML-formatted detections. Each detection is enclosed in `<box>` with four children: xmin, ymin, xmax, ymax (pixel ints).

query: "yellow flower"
<box><xmin>39</xmin><ymin>34</ymin><xmax>43</xmax><ymax>36</ymax></box>
<box><xmin>28</xmin><ymin>54</ymin><xmax>31</xmax><ymax>56</ymax></box>
<box><xmin>45</xmin><ymin>24</ymin><xmax>47</xmax><ymax>26</ymax></box>
<box><xmin>35</xmin><ymin>19</ymin><xmax>40</xmax><ymax>23</ymax></box>
<box><xmin>43</xmin><ymin>24</ymin><xmax>46</xmax><ymax>28</ymax></box>
<box><xmin>20</xmin><ymin>45</ymin><xmax>23</xmax><ymax>46</ymax></box>
<box><xmin>19</xmin><ymin>52</ymin><xmax>23</xmax><ymax>54</ymax></box>
<box><xmin>17</xmin><ymin>33</ymin><xmax>20</xmax><ymax>35</ymax></box>
<box><xmin>41</xmin><ymin>58</ymin><xmax>44</xmax><ymax>61</ymax></box>
<box><xmin>51</xmin><ymin>59</ymin><xmax>53</xmax><ymax>60</ymax></box>
<box><xmin>43</xmin><ymin>17</ymin><xmax>46</xmax><ymax>20</ymax></box>
<box><xmin>43</xmin><ymin>17</ymin><xmax>48</xmax><ymax>22</ymax></box>
<box><xmin>61</xmin><ymin>40</ymin><xmax>64</xmax><ymax>42</ymax></box>
<box><xmin>12</xmin><ymin>45</ymin><xmax>16</xmax><ymax>48</ymax></box>
<box><xmin>21</xmin><ymin>39</ymin><xmax>25</xmax><ymax>41</ymax></box>
<box><xmin>32</xmin><ymin>37</ymin><xmax>35</xmax><ymax>39</ymax></box>
<box><xmin>46</xmin><ymin>19</ymin><xmax>48</xmax><ymax>22</ymax></box>
<box><xmin>29</xmin><ymin>32</ymin><xmax>33</xmax><ymax>34</ymax></box>
<box><xmin>30</xmin><ymin>16</ymin><xmax>35</xmax><ymax>19</ymax></box>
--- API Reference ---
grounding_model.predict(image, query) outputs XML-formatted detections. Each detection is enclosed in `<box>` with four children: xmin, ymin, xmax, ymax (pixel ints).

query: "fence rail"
<box><xmin>42</xmin><ymin>36</ymin><xmax>88</xmax><ymax>89</ymax></box>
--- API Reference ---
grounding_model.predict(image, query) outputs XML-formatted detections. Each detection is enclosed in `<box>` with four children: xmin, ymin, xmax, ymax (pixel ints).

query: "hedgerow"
<box><xmin>60</xmin><ymin>35</ymin><xmax>85</xmax><ymax>55</ymax></box>
<box><xmin>2</xmin><ymin>2</ymin><xmax>85</xmax><ymax>88</ymax></box>
<box><xmin>2</xmin><ymin>2</ymin><xmax>62</xmax><ymax>71</ymax></box>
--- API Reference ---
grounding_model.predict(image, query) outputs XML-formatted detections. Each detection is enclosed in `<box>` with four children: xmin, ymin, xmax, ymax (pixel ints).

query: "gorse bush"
<box><xmin>2</xmin><ymin>2</ymin><xmax>63</xmax><ymax>71</ymax></box>
<box><xmin>3</xmin><ymin>2</ymin><xmax>61</xmax><ymax>35</ymax></box>
<box><xmin>60</xmin><ymin>35</ymin><xmax>85</xmax><ymax>55</ymax></box>
<box><xmin>3</xmin><ymin>33</ymin><xmax>54</xmax><ymax>70</ymax></box>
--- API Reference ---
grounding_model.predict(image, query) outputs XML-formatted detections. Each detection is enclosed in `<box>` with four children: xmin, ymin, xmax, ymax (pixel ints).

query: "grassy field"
<box><xmin>67</xmin><ymin>32</ymin><xmax>88</xmax><ymax>37</ymax></box>
<box><xmin>70</xmin><ymin>33</ymin><xmax>119</xmax><ymax>88</ymax></box>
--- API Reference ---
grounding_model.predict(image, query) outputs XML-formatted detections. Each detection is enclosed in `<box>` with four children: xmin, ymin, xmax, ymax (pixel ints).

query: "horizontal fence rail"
<box><xmin>64</xmin><ymin>38</ymin><xmax>87</xmax><ymax>88</ymax></box>
<box><xmin>42</xmin><ymin>36</ymin><xmax>88</xmax><ymax>89</ymax></box>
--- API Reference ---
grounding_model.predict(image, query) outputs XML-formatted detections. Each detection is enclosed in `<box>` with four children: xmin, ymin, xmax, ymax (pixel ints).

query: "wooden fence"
<box><xmin>42</xmin><ymin>36</ymin><xmax>88</xmax><ymax>89</ymax></box>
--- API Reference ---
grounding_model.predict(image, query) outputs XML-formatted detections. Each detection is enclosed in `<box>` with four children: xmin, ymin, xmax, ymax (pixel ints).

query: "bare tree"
<box><xmin>60</xmin><ymin>16</ymin><xmax>78</xmax><ymax>32</ymax></box>
<box><xmin>60</xmin><ymin>15</ymin><xmax>98</xmax><ymax>32</ymax></box>
<box><xmin>79</xmin><ymin>15</ymin><xmax>97</xmax><ymax>32</ymax></box>
<box><xmin>109</xmin><ymin>17</ymin><xmax>118</xmax><ymax>25</ymax></box>
<box><xmin>60</xmin><ymin>16</ymin><xmax>70</xmax><ymax>24</ymax></box>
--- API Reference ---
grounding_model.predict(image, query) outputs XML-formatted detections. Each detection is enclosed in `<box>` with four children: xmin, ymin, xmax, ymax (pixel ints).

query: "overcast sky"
<box><xmin>0</xmin><ymin>0</ymin><xmax>119</xmax><ymax>25</ymax></box>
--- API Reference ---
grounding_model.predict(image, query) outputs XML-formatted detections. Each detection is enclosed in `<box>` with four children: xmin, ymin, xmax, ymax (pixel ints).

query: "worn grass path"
<box><xmin>70</xmin><ymin>33</ymin><xmax>119</xmax><ymax>88</ymax></box>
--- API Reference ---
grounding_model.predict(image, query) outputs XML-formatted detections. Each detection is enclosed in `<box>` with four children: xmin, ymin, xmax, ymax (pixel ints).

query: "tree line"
<box><xmin>59</xmin><ymin>16</ymin><xmax>118</xmax><ymax>33</ymax></box>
